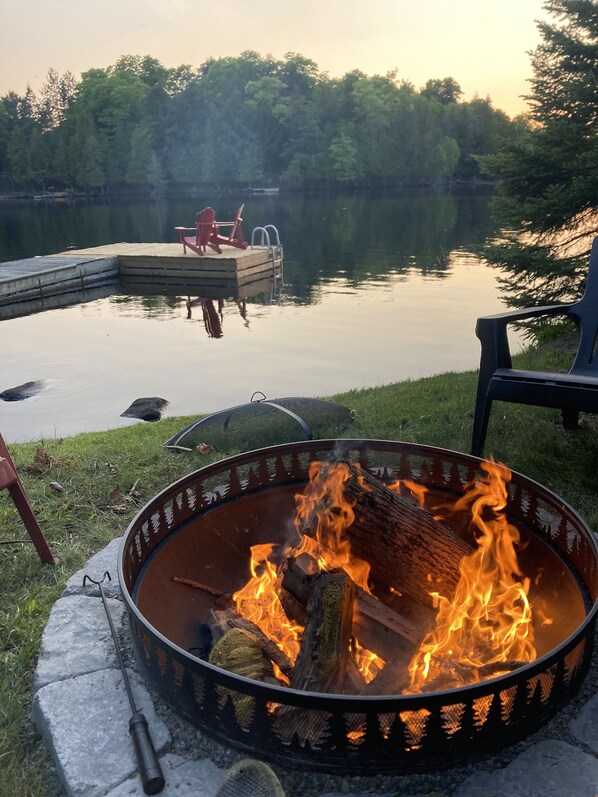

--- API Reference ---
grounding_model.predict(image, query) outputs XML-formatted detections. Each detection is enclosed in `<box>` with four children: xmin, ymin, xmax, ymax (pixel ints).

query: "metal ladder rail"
<box><xmin>250</xmin><ymin>225</ymin><xmax>284</xmax><ymax>276</ymax></box>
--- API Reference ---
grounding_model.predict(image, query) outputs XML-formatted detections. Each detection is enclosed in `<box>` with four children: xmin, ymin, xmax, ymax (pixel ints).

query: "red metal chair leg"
<box><xmin>0</xmin><ymin>436</ymin><xmax>57</xmax><ymax>564</ymax></box>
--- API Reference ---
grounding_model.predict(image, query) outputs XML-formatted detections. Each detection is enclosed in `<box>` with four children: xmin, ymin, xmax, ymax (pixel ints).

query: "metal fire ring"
<box><xmin>118</xmin><ymin>440</ymin><xmax>598</xmax><ymax>774</ymax></box>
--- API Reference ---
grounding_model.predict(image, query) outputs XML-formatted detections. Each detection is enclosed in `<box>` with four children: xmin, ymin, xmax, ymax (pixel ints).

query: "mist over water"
<box><xmin>0</xmin><ymin>189</ymin><xmax>521</xmax><ymax>443</ymax></box>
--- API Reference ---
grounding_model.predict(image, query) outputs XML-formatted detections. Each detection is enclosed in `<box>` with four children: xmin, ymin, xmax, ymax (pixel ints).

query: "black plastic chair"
<box><xmin>471</xmin><ymin>236</ymin><xmax>598</xmax><ymax>457</ymax></box>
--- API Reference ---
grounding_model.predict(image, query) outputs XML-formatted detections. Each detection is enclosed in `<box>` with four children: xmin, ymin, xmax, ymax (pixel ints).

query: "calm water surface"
<box><xmin>0</xmin><ymin>190</ymin><xmax>520</xmax><ymax>443</ymax></box>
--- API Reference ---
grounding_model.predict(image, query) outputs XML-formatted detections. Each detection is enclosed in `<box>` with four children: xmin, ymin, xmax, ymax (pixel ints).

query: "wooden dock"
<box><xmin>0</xmin><ymin>242</ymin><xmax>282</xmax><ymax>318</ymax></box>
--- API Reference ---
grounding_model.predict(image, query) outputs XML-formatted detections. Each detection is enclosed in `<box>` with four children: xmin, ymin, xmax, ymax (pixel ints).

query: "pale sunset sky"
<box><xmin>0</xmin><ymin>0</ymin><xmax>546</xmax><ymax>117</ymax></box>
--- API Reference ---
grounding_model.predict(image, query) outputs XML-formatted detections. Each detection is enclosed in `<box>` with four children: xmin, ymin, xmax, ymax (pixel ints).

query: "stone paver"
<box><xmin>105</xmin><ymin>754</ymin><xmax>226</xmax><ymax>797</ymax></box>
<box><xmin>63</xmin><ymin>536</ymin><xmax>123</xmax><ymax>598</ymax></box>
<box><xmin>571</xmin><ymin>692</ymin><xmax>598</xmax><ymax>753</ymax></box>
<box><xmin>31</xmin><ymin>667</ymin><xmax>171</xmax><ymax>797</ymax></box>
<box><xmin>454</xmin><ymin>739</ymin><xmax>598</xmax><ymax>797</ymax></box>
<box><xmin>33</xmin><ymin>594</ymin><xmax>124</xmax><ymax>691</ymax></box>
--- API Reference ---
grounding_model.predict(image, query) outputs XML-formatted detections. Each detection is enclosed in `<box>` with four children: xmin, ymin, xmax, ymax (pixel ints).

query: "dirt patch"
<box><xmin>535</xmin><ymin>332</ymin><xmax>580</xmax><ymax>357</ymax></box>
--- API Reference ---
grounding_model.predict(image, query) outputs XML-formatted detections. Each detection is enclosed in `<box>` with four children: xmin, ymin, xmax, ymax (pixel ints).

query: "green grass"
<box><xmin>1</xmin><ymin>349</ymin><xmax>597</xmax><ymax>795</ymax></box>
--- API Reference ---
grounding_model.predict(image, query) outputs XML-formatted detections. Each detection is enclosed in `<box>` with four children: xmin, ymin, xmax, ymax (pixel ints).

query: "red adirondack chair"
<box><xmin>0</xmin><ymin>433</ymin><xmax>57</xmax><ymax>564</ymax></box>
<box><xmin>175</xmin><ymin>205</ymin><xmax>248</xmax><ymax>256</ymax></box>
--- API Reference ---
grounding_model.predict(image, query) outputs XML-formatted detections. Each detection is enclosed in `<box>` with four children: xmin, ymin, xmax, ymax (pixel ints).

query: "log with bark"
<box><xmin>291</xmin><ymin>568</ymin><xmax>355</xmax><ymax>693</ymax></box>
<box><xmin>297</xmin><ymin>460</ymin><xmax>474</xmax><ymax>609</ymax></box>
<box><xmin>281</xmin><ymin>553</ymin><xmax>425</xmax><ymax>662</ymax></box>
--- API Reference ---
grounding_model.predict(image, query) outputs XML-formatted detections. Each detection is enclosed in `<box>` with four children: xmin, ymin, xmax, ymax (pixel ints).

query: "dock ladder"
<box><xmin>251</xmin><ymin>225</ymin><xmax>283</xmax><ymax>277</ymax></box>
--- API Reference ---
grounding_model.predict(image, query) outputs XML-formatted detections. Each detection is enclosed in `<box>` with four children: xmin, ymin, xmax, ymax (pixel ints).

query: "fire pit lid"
<box><xmin>163</xmin><ymin>395</ymin><xmax>354</xmax><ymax>452</ymax></box>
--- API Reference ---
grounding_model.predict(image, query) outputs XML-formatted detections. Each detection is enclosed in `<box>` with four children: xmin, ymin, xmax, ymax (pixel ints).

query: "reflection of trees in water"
<box><xmin>254</xmin><ymin>189</ymin><xmax>499</xmax><ymax>302</ymax></box>
<box><xmin>109</xmin><ymin>293</ymin><xmax>183</xmax><ymax>316</ymax></box>
<box><xmin>1</xmin><ymin>189</ymin><xmax>501</xmax><ymax>306</ymax></box>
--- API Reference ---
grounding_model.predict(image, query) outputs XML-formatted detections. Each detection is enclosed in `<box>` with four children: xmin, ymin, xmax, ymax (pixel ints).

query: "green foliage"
<box><xmin>420</xmin><ymin>77</ymin><xmax>463</xmax><ymax>105</ymax></box>
<box><xmin>479</xmin><ymin>0</ymin><xmax>598</xmax><ymax>310</ymax></box>
<box><xmin>478</xmin><ymin>239</ymin><xmax>587</xmax><ymax>307</ymax></box>
<box><xmin>0</xmin><ymin>52</ymin><xmax>520</xmax><ymax>193</ymax></box>
<box><xmin>328</xmin><ymin>130</ymin><xmax>362</xmax><ymax>182</ymax></box>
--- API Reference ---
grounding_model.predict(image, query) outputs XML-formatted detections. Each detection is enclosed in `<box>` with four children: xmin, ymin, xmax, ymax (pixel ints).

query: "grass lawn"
<box><xmin>1</xmin><ymin>346</ymin><xmax>597</xmax><ymax>795</ymax></box>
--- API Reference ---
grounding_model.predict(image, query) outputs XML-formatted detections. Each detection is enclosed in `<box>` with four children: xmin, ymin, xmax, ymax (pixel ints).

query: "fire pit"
<box><xmin>118</xmin><ymin>440</ymin><xmax>598</xmax><ymax>774</ymax></box>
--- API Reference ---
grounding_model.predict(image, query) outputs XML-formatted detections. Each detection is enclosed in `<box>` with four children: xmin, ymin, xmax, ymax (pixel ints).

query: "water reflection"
<box><xmin>114</xmin><ymin>269</ymin><xmax>283</xmax><ymax>333</ymax></box>
<box><xmin>0</xmin><ymin>189</ymin><xmax>516</xmax><ymax>443</ymax></box>
<box><xmin>0</xmin><ymin>188</ymin><xmax>496</xmax><ymax>288</ymax></box>
<box><xmin>187</xmin><ymin>298</ymin><xmax>223</xmax><ymax>337</ymax></box>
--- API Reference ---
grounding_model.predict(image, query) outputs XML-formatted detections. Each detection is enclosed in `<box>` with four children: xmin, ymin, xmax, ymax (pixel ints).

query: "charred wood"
<box><xmin>291</xmin><ymin>568</ymin><xmax>355</xmax><ymax>693</ymax></box>
<box><xmin>282</xmin><ymin>553</ymin><xmax>425</xmax><ymax>661</ymax></box>
<box><xmin>299</xmin><ymin>461</ymin><xmax>473</xmax><ymax>609</ymax></box>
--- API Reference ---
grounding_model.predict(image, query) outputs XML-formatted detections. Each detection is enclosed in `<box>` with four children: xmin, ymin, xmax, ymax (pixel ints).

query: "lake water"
<box><xmin>0</xmin><ymin>189</ymin><xmax>520</xmax><ymax>443</ymax></box>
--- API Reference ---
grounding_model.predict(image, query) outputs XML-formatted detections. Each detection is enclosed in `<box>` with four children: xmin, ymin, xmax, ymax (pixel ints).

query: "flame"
<box><xmin>352</xmin><ymin>639</ymin><xmax>385</xmax><ymax>683</ymax></box>
<box><xmin>292</xmin><ymin>461</ymin><xmax>372</xmax><ymax>592</ymax></box>
<box><xmin>407</xmin><ymin>460</ymin><xmax>538</xmax><ymax>692</ymax></box>
<box><xmin>233</xmin><ymin>543</ymin><xmax>303</xmax><ymax>663</ymax></box>
<box><xmin>388</xmin><ymin>478</ymin><xmax>427</xmax><ymax>508</ymax></box>
<box><xmin>232</xmin><ymin>463</ymin><xmax>382</xmax><ymax>686</ymax></box>
<box><xmin>231</xmin><ymin>456</ymin><xmax>540</xmax><ymax>697</ymax></box>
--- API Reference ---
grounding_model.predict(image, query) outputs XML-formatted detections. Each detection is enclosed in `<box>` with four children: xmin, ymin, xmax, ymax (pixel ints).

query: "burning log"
<box><xmin>208</xmin><ymin>627</ymin><xmax>273</xmax><ymax>727</ymax></box>
<box><xmin>361</xmin><ymin>652</ymin><xmax>412</xmax><ymax>695</ymax></box>
<box><xmin>345</xmin><ymin>655</ymin><xmax>368</xmax><ymax>694</ymax></box>
<box><xmin>207</xmin><ymin>608</ymin><xmax>294</xmax><ymax>679</ymax></box>
<box><xmin>291</xmin><ymin>568</ymin><xmax>355</xmax><ymax>693</ymax></box>
<box><xmin>282</xmin><ymin>553</ymin><xmax>424</xmax><ymax>662</ymax></box>
<box><xmin>298</xmin><ymin>461</ymin><xmax>473</xmax><ymax>609</ymax></box>
<box><xmin>414</xmin><ymin>658</ymin><xmax>527</xmax><ymax>692</ymax></box>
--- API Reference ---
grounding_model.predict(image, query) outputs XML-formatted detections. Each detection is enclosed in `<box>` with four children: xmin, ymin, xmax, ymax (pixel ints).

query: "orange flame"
<box><xmin>231</xmin><ymin>457</ymin><xmax>539</xmax><ymax>696</ymax></box>
<box><xmin>231</xmin><ymin>463</ymin><xmax>384</xmax><ymax>686</ymax></box>
<box><xmin>407</xmin><ymin>460</ymin><xmax>538</xmax><ymax>692</ymax></box>
<box><xmin>353</xmin><ymin>639</ymin><xmax>385</xmax><ymax>683</ymax></box>
<box><xmin>233</xmin><ymin>543</ymin><xmax>303</xmax><ymax>664</ymax></box>
<box><xmin>292</xmin><ymin>461</ymin><xmax>372</xmax><ymax>592</ymax></box>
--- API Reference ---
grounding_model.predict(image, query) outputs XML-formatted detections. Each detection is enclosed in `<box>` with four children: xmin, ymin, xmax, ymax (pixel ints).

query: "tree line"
<box><xmin>0</xmin><ymin>52</ymin><xmax>522</xmax><ymax>193</ymax></box>
<box><xmin>479</xmin><ymin>0</ymin><xmax>597</xmax><ymax>307</ymax></box>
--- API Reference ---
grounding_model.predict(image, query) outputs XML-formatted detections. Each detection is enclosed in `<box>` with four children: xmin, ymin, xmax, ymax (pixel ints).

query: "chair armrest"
<box><xmin>476</xmin><ymin>304</ymin><xmax>574</xmax><ymax>372</ymax></box>
<box><xmin>174</xmin><ymin>226</ymin><xmax>196</xmax><ymax>232</ymax></box>
<box><xmin>477</xmin><ymin>304</ymin><xmax>573</xmax><ymax>326</ymax></box>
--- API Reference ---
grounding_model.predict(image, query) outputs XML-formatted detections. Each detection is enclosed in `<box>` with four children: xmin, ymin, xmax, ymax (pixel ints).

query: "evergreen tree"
<box><xmin>126</xmin><ymin>122</ymin><xmax>154</xmax><ymax>185</ymax></box>
<box><xmin>6</xmin><ymin>126</ymin><xmax>32</xmax><ymax>186</ymax></box>
<box><xmin>36</xmin><ymin>68</ymin><xmax>77</xmax><ymax>131</ymax></box>
<box><xmin>28</xmin><ymin>126</ymin><xmax>52</xmax><ymax>189</ymax></box>
<box><xmin>479</xmin><ymin>0</ymin><xmax>598</xmax><ymax>306</ymax></box>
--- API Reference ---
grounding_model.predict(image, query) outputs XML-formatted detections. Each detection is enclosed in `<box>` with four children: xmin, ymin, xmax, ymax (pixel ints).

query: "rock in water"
<box><xmin>0</xmin><ymin>380</ymin><xmax>45</xmax><ymax>401</ymax></box>
<box><xmin>120</xmin><ymin>397</ymin><xmax>169</xmax><ymax>422</ymax></box>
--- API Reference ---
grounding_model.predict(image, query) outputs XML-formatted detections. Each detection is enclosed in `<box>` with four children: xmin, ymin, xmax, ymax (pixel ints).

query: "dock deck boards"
<box><xmin>60</xmin><ymin>242</ymin><xmax>276</xmax><ymax>266</ymax></box>
<box><xmin>0</xmin><ymin>242</ymin><xmax>282</xmax><ymax>315</ymax></box>
<box><xmin>0</xmin><ymin>254</ymin><xmax>107</xmax><ymax>281</ymax></box>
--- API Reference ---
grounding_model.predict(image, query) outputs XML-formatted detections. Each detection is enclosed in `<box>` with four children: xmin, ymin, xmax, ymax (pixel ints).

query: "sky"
<box><xmin>0</xmin><ymin>0</ymin><xmax>546</xmax><ymax>117</ymax></box>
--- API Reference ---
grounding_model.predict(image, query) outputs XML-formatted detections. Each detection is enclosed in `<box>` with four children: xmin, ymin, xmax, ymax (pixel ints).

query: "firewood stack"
<box><xmin>204</xmin><ymin>458</ymin><xmax>474</xmax><ymax>699</ymax></box>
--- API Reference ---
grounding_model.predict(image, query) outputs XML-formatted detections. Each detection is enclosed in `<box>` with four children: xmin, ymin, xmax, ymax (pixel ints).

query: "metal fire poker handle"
<box><xmin>83</xmin><ymin>571</ymin><xmax>165</xmax><ymax>795</ymax></box>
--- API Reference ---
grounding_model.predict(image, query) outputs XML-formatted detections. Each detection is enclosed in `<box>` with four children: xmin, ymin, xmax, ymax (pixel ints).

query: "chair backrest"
<box><xmin>229</xmin><ymin>204</ymin><xmax>244</xmax><ymax>241</ymax></box>
<box><xmin>570</xmin><ymin>236</ymin><xmax>598</xmax><ymax>373</ymax></box>
<box><xmin>195</xmin><ymin>207</ymin><xmax>216</xmax><ymax>246</ymax></box>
